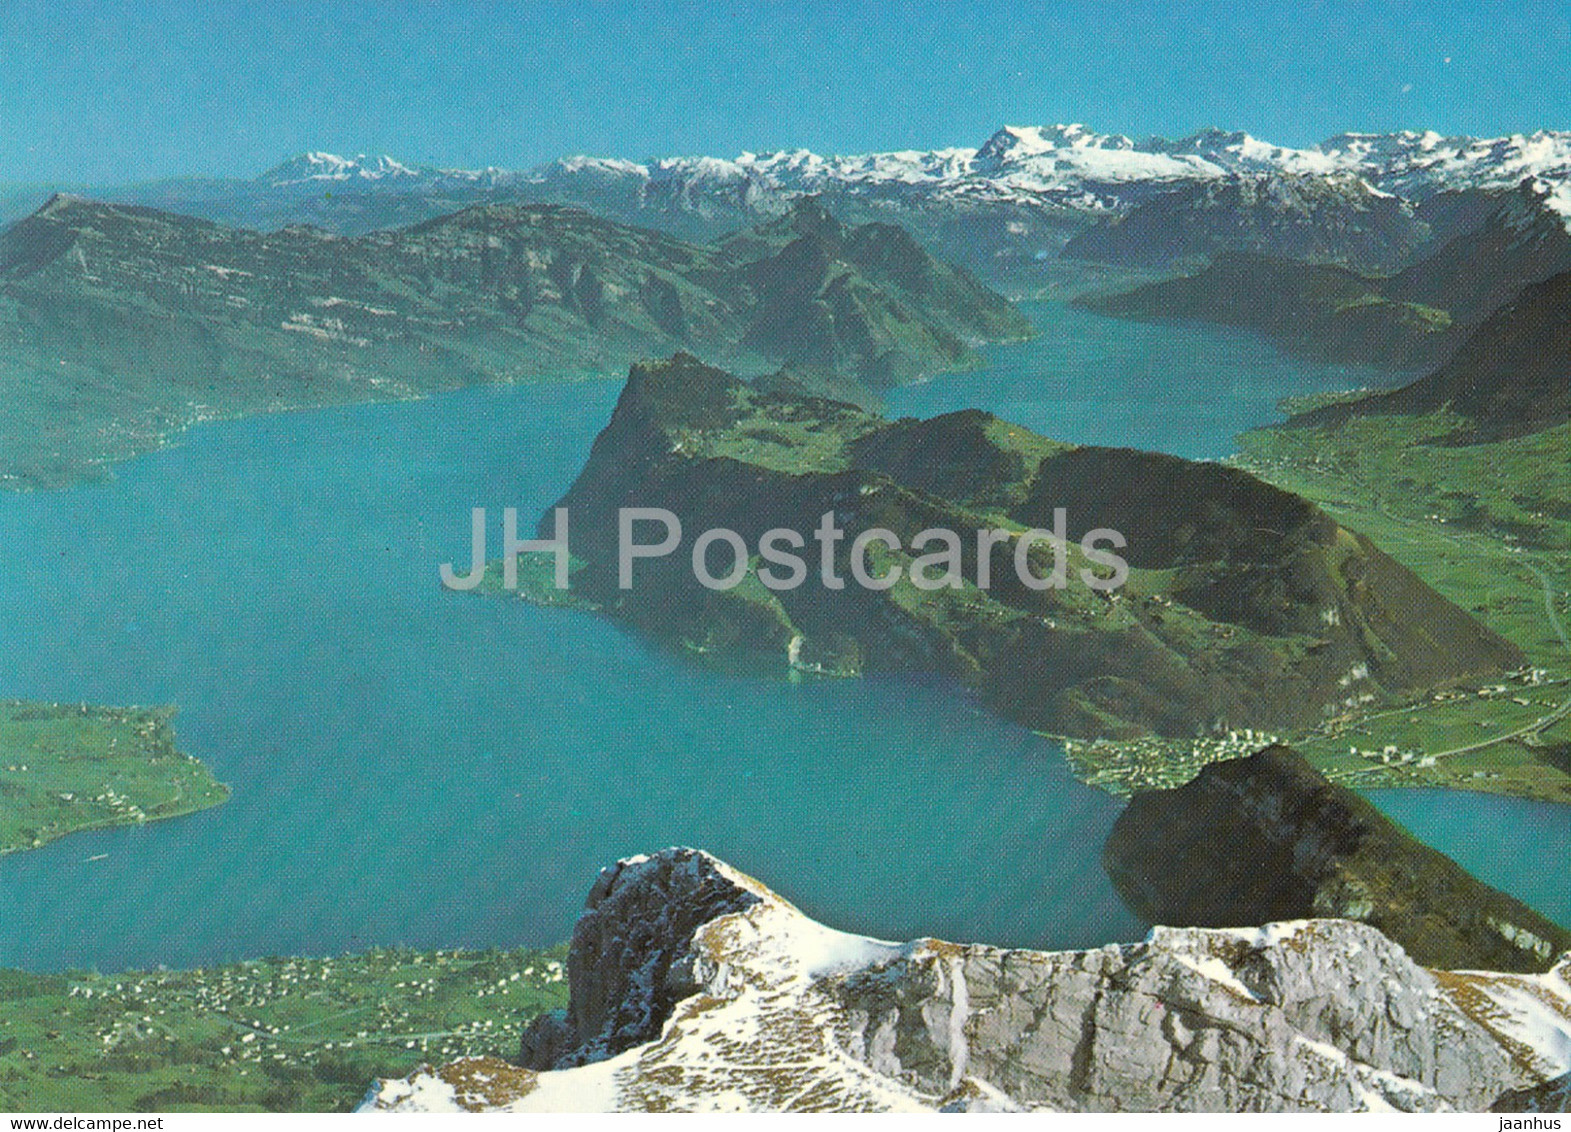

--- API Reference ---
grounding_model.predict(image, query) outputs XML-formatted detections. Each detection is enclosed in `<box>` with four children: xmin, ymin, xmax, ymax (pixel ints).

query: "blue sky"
<box><xmin>1</xmin><ymin>0</ymin><xmax>1567</xmax><ymax>185</ymax></box>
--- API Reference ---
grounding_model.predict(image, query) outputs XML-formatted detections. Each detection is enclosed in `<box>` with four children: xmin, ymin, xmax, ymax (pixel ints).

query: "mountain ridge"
<box><xmin>231</xmin><ymin>124</ymin><xmax>1571</xmax><ymax>214</ymax></box>
<box><xmin>362</xmin><ymin>846</ymin><xmax>1571</xmax><ymax>1112</ymax></box>
<box><xmin>1287</xmin><ymin>268</ymin><xmax>1571</xmax><ymax>442</ymax></box>
<box><xmin>12</xmin><ymin>123</ymin><xmax>1559</xmax><ymax>286</ymax></box>
<box><xmin>1105</xmin><ymin>745</ymin><xmax>1571</xmax><ymax>973</ymax></box>
<box><xmin>0</xmin><ymin>194</ymin><xmax>1025</xmax><ymax>488</ymax></box>
<box><xmin>1063</xmin><ymin>171</ymin><xmax>1430</xmax><ymax>273</ymax></box>
<box><xmin>518</xmin><ymin>354</ymin><xmax>1522</xmax><ymax>739</ymax></box>
<box><xmin>1079</xmin><ymin>179</ymin><xmax>1571</xmax><ymax>370</ymax></box>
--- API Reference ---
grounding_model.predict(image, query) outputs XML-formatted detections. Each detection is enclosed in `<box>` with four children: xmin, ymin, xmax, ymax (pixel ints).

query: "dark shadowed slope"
<box><xmin>1064</xmin><ymin>171</ymin><xmax>1430</xmax><ymax>274</ymax></box>
<box><xmin>1079</xmin><ymin>181</ymin><xmax>1571</xmax><ymax>373</ymax></box>
<box><xmin>1105</xmin><ymin>745</ymin><xmax>1571</xmax><ymax>972</ymax></box>
<box><xmin>1288</xmin><ymin>269</ymin><xmax>1571</xmax><ymax>442</ymax></box>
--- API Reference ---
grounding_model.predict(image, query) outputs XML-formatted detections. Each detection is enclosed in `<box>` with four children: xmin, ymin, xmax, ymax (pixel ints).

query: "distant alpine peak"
<box><xmin>1317</xmin><ymin>128</ymin><xmax>1571</xmax><ymax>197</ymax></box>
<box><xmin>263</xmin><ymin>151</ymin><xmax>423</xmax><ymax>186</ymax></box>
<box><xmin>553</xmin><ymin>154</ymin><xmax>650</xmax><ymax>178</ymax></box>
<box><xmin>978</xmin><ymin>122</ymin><xmax>1135</xmax><ymax>157</ymax></box>
<box><xmin>1540</xmin><ymin>178</ymin><xmax>1571</xmax><ymax>225</ymax></box>
<box><xmin>255</xmin><ymin>124</ymin><xmax>1571</xmax><ymax>215</ymax></box>
<box><xmin>1502</xmin><ymin>175</ymin><xmax>1571</xmax><ymax>232</ymax></box>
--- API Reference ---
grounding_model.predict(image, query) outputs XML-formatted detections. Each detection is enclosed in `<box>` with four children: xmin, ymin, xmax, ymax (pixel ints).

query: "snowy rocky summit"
<box><xmin>263</xmin><ymin>152</ymin><xmax>424</xmax><ymax>186</ymax></box>
<box><xmin>583</xmin><ymin>124</ymin><xmax>1571</xmax><ymax>207</ymax></box>
<box><xmin>360</xmin><ymin>848</ymin><xmax>1571</xmax><ymax>1113</ymax></box>
<box><xmin>1318</xmin><ymin>129</ymin><xmax>1571</xmax><ymax>201</ymax></box>
<box><xmin>260</xmin><ymin>151</ymin><xmax>524</xmax><ymax>194</ymax></box>
<box><xmin>274</xmin><ymin>125</ymin><xmax>1571</xmax><ymax>215</ymax></box>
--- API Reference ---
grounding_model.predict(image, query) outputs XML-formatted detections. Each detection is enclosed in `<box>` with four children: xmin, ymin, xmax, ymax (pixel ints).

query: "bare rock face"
<box><xmin>362</xmin><ymin>848</ymin><xmax>1571</xmax><ymax>1112</ymax></box>
<box><xmin>517</xmin><ymin>847</ymin><xmax>763</xmax><ymax>1068</ymax></box>
<box><xmin>1498</xmin><ymin>1073</ymin><xmax>1571</xmax><ymax>1113</ymax></box>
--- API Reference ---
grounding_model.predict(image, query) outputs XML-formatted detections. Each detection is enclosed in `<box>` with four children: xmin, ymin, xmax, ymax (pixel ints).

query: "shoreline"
<box><xmin>0</xmin><ymin>701</ymin><xmax>231</xmax><ymax>856</ymax></box>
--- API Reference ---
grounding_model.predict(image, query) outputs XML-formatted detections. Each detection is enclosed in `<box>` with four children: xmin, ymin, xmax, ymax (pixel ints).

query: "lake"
<box><xmin>887</xmin><ymin>300</ymin><xmax>1407</xmax><ymax>460</ymax></box>
<box><xmin>0</xmin><ymin>302</ymin><xmax>1562</xmax><ymax>971</ymax></box>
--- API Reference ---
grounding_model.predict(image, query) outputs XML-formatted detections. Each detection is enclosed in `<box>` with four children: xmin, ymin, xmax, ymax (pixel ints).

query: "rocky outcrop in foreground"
<box><xmin>361</xmin><ymin>848</ymin><xmax>1571</xmax><ymax>1112</ymax></box>
<box><xmin>1105</xmin><ymin>746</ymin><xmax>1571</xmax><ymax>973</ymax></box>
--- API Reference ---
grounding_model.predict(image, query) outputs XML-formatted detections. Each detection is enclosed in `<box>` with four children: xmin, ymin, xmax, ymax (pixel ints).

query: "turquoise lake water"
<box><xmin>887</xmin><ymin>301</ymin><xmax>1409</xmax><ymax>460</ymax></box>
<box><xmin>0</xmin><ymin>302</ymin><xmax>1564</xmax><ymax>971</ymax></box>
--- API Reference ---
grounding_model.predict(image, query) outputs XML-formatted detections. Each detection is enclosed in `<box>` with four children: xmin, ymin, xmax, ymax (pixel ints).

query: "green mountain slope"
<box><xmin>1289</xmin><ymin>269</ymin><xmax>1571</xmax><ymax>442</ymax></box>
<box><xmin>0</xmin><ymin>945</ymin><xmax>567</xmax><ymax>1111</ymax></box>
<box><xmin>496</xmin><ymin>354</ymin><xmax>1520</xmax><ymax>739</ymax></box>
<box><xmin>0</xmin><ymin>195</ymin><xmax>1029</xmax><ymax>489</ymax></box>
<box><xmin>0</xmin><ymin>702</ymin><xmax>227</xmax><ymax>855</ymax></box>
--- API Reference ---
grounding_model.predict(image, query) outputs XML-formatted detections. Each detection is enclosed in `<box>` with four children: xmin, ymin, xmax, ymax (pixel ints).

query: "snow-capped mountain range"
<box><xmin>263</xmin><ymin>150</ymin><xmax>522</xmax><ymax>192</ymax></box>
<box><xmin>262</xmin><ymin>123</ymin><xmax>1571</xmax><ymax>218</ymax></box>
<box><xmin>9</xmin><ymin>121</ymin><xmax>1552</xmax><ymax>285</ymax></box>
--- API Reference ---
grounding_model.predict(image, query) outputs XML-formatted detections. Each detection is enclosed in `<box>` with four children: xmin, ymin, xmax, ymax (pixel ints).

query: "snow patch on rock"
<box><xmin>361</xmin><ymin>849</ymin><xmax>1571</xmax><ymax>1113</ymax></box>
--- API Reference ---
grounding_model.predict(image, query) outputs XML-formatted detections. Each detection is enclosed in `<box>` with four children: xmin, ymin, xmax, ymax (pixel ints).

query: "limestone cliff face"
<box><xmin>517</xmin><ymin>849</ymin><xmax>763</xmax><ymax>1069</ymax></box>
<box><xmin>362</xmin><ymin>849</ymin><xmax>1571</xmax><ymax>1113</ymax></box>
<box><xmin>1104</xmin><ymin>746</ymin><xmax>1571</xmax><ymax>973</ymax></box>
